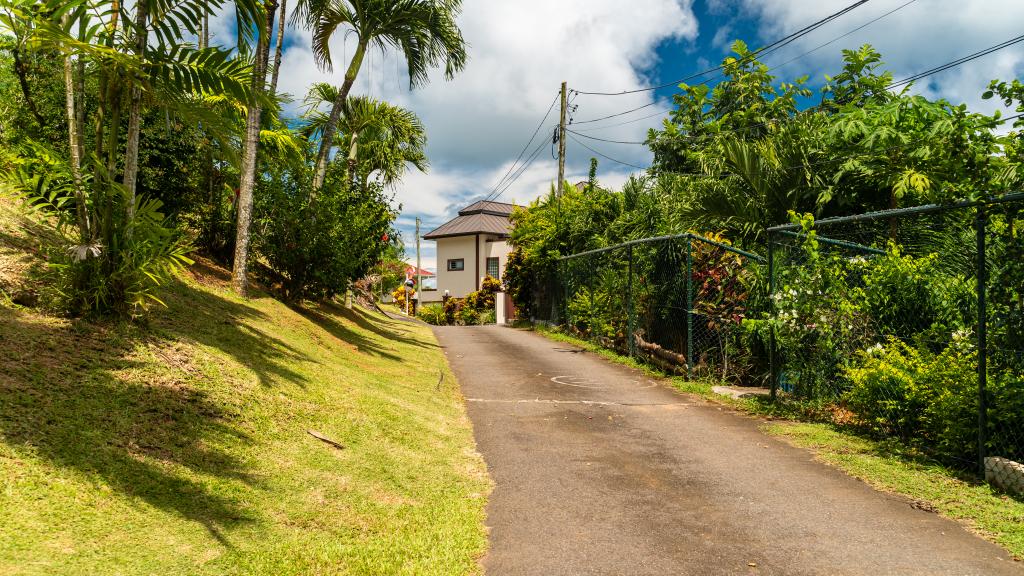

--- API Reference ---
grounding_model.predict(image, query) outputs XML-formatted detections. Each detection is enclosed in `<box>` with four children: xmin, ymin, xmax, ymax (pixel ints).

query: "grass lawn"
<box><xmin>0</xmin><ymin>197</ymin><xmax>490</xmax><ymax>574</ymax></box>
<box><xmin>530</xmin><ymin>323</ymin><xmax>1024</xmax><ymax>560</ymax></box>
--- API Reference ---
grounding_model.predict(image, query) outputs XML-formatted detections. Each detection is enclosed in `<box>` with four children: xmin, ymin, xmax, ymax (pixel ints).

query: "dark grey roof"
<box><xmin>423</xmin><ymin>200</ymin><xmax>520</xmax><ymax>240</ymax></box>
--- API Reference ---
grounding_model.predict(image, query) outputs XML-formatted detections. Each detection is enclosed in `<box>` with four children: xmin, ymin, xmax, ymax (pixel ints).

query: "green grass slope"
<box><xmin>0</xmin><ymin>196</ymin><xmax>490</xmax><ymax>575</ymax></box>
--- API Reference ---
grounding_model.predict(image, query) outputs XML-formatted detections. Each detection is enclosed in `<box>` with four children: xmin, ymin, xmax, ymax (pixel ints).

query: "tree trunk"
<box><xmin>269</xmin><ymin>0</ymin><xmax>287</xmax><ymax>95</ymax></box>
<box><xmin>11</xmin><ymin>45</ymin><xmax>46</xmax><ymax>130</ymax></box>
<box><xmin>201</xmin><ymin>3</ymin><xmax>209</xmax><ymax>49</ymax></box>
<box><xmin>122</xmin><ymin>2</ymin><xmax>148</xmax><ymax>219</ymax></box>
<box><xmin>231</xmin><ymin>0</ymin><xmax>277</xmax><ymax>296</ymax></box>
<box><xmin>62</xmin><ymin>18</ymin><xmax>89</xmax><ymax>242</ymax></box>
<box><xmin>346</xmin><ymin>129</ymin><xmax>359</xmax><ymax>186</ymax></box>
<box><xmin>311</xmin><ymin>40</ymin><xmax>367</xmax><ymax>193</ymax></box>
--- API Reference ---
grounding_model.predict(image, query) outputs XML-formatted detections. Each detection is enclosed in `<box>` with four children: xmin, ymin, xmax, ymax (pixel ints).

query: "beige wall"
<box><xmin>434</xmin><ymin>234</ymin><xmax>512</xmax><ymax>298</ymax></box>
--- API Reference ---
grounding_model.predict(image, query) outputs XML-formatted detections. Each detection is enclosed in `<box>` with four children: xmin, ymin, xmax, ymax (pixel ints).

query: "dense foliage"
<box><xmin>507</xmin><ymin>42</ymin><xmax>1024</xmax><ymax>465</ymax></box>
<box><xmin>0</xmin><ymin>0</ymin><xmax>464</xmax><ymax>314</ymax></box>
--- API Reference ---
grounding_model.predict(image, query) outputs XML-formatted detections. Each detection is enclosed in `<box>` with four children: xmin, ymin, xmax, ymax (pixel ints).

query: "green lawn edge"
<box><xmin>527</xmin><ymin>323</ymin><xmax>1024</xmax><ymax>560</ymax></box>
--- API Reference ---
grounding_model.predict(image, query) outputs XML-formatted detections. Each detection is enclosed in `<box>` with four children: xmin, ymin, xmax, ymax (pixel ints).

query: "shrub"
<box><xmin>418</xmin><ymin>303</ymin><xmax>446</xmax><ymax>325</ymax></box>
<box><xmin>858</xmin><ymin>246</ymin><xmax>974</xmax><ymax>344</ymax></box>
<box><xmin>843</xmin><ymin>338</ymin><xmax>934</xmax><ymax>441</ymax></box>
<box><xmin>254</xmin><ymin>167</ymin><xmax>396</xmax><ymax>302</ymax></box>
<box><xmin>843</xmin><ymin>333</ymin><xmax>1024</xmax><ymax>464</ymax></box>
<box><xmin>457</xmin><ymin>304</ymin><xmax>479</xmax><ymax>326</ymax></box>
<box><xmin>479</xmin><ymin>308</ymin><xmax>496</xmax><ymax>325</ymax></box>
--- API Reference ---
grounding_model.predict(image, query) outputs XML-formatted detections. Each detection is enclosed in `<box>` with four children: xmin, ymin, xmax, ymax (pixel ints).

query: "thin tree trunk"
<box><xmin>122</xmin><ymin>2</ymin><xmax>148</xmax><ymax>219</ymax></box>
<box><xmin>311</xmin><ymin>40</ymin><xmax>367</xmax><ymax>193</ymax></box>
<box><xmin>269</xmin><ymin>0</ymin><xmax>286</xmax><ymax>95</ymax></box>
<box><xmin>231</xmin><ymin>0</ymin><xmax>277</xmax><ymax>296</ymax></box>
<box><xmin>201</xmin><ymin>3</ymin><xmax>209</xmax><ymax>49</ymax></box>
<box><xmin>62</xmin><ymin>18</ymin><xmax>89</xmax><ymax>242</ymax></box>
<box><xmin>346</xmin><ymin>129</ymin><xmax>359</xmax><ymax>185</ymax></box>
<box><xmin>11</xmin><ymin>45</ymin><xmax>46</xmax><ymax>130</ymax></box>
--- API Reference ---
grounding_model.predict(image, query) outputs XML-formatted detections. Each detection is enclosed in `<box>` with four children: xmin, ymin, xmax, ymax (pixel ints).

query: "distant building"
<box><xmin>422</xmin><ymin>200</ymin><xmax>517</xmax><ymax>302</ymax></box>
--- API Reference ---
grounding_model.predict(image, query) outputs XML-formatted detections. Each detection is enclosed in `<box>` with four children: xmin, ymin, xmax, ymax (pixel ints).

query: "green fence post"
<box><xmin>588</xmin><ymin>256</ymin><xmax>596</xmax><ymax>343</ymax></box>
<box><xmin>686</xmin><ymin>235</ymin><xmax>694</xmax><ymax>381</ymax></box>
<box><xmin>768</xmin><ymin>231</ymin><xmax>778</xmax><ymax>401</ymax></box>
<box><xmin>627</xmin><ymin>245</ymin><xmax>635</xmax><ymax>357</ymax></box>
<box><xmin>976</xmin><ymin>204</ymin><xmax>988</xmax><ymax>475</ymax></box>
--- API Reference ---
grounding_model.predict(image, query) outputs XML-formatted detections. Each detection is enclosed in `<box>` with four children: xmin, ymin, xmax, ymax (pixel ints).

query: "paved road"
<box><xmin>433</xmin><ymin>325</ymin><xmax>1022</xmax><ymax>576</ymax></box>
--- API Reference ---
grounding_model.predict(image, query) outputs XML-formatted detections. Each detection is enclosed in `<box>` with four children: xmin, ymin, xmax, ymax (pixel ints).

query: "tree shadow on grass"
<box><xmin>0</xmin><ymin>277</ymin><xmax>322</xmax><ymax>545</ymax></box>
<box><xmin>293</xmin><ymin>301</ymin><xmax>438</xmax><ymax>361</ymax></box>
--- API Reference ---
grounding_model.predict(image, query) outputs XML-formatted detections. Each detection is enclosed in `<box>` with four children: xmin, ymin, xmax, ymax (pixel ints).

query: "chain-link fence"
<box><xmin>766</xmin><ymin>194</ymin><xmax>1024</xmax><ymax>470</ymax></box>
<box><xmin>543</xmin><ymin>233</ymin><xmax>767</xmax><ymax>385</ymax></box>
<box><xmin>531</xmin><ymin>194</ymin><xmax>1022</xmax><ymax>473</ymax></box>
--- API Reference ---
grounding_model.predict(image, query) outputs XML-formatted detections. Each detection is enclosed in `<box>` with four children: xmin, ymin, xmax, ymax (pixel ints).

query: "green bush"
<box><xmin>254</xmin><ymin>167</ymin><xmax>396</xmax><ymax>302</ymax></box>
<box><xmin>417</xmin><ymin>303</ymin><xmax>446</xmax><ymax>325</ymax></box>
<box><xmin>843</xmin><ymin>338</ymin><xmax>934</xmax><ymax>441</ymax></box>
<box><xmin>479</xmin><ymin>308</ymin><xmax>496</xmax><ymax>325</ymax></box>
<box><xmin>858</xmin><ymin>247</ymin><xmax>974</xmax><ymax>344</ymax></box>
<box><xmin>843</xmin><ymin>333</ymin><xmax>1024</xmax><ymax>463</ymax></box>
<box><xmin>457</xmin><ymin>305</ymin><xmax>479</xmax><ymax>326</ymax></box>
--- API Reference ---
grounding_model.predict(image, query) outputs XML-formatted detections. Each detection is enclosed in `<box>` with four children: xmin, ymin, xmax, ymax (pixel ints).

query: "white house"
<box><xmin>422</xmin><ymin>200</ymin><xmax>517</xmax><ymax>302</ymax></box>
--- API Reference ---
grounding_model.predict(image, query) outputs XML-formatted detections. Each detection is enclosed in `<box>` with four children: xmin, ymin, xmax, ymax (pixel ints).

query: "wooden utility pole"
<box><xmin>415</xmin><ymin>217</ymin><xmax>422</xmax><ymax>310</ymax></box>
<box><xmin>557</xmin><ymin>81</ymin><xmax>567</xmax><ymax>197</ymax></box>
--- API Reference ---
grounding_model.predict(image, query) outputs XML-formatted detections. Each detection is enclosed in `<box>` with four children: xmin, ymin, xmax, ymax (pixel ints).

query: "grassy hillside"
<box><xmin>0</xmin><ymin>195</ymin><xmax>490</xmax><ymax>575</ymax></box>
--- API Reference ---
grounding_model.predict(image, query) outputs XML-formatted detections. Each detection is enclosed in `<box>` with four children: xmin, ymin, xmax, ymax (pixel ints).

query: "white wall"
<box><xmin>433</xmin><ymin>234</ymin><xmax>513</xmax><ymax>298</ymax></box>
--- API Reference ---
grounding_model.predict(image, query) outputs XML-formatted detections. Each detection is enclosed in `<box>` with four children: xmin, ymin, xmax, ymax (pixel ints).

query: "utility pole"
<box><xmin>557</xmin><ymin>81</ymin><xmax>567</xmax><ymax>197</ymax></box>
<box><xmin>415</xmin><ymin>217</ymin><xmax>422</xmax><ymax>314</ymax></box>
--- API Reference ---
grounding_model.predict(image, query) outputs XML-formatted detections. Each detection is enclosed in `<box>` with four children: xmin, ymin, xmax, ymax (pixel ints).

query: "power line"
<box><xmin>567</xmin><ymin>132</ymin><xmax>647</xmax><ymax>169</ymax></box>
<box><xmin>767</xmin><ymin>0</ymin><xmax>920</xmax><ymax>73</ymax></box>
<box><xmin>572</xmin><ymin>0</ymin><xmax>871</xmax><ymax>96</ymax></box>
<box><xmin>481</xmin><ymin>92</ymin><xmax>560</xmax><ymax>203</ymax></box>
<box><xmin>491</xmin><ymin>135</ymin><xmax>552</xmax><ymax>202</ymax></box>
<box><xmin>887</xmin><ymin>33</ymin><xmax>1024</xmax><ymax>90</ymax></box>
<box><xmin>567</xmin><ymin>129</ymin><xmax>646</xmax><ymax>145</ymax></box>
<box><xmin>572</xmin><ymin>101</ymin><xmax>659</xmax><ymax>126</ymax></box>
<box><xmin>573</xmin><ymin>108</ymin><xmax>673</xmax><ymax>132</ymax></box>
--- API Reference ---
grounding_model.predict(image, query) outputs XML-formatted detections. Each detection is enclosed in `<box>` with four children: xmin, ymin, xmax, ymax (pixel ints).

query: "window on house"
<box><xmin>486</xmin><ymin>257</ymin><xmax>500</xmax><ymax>279</ymax></box>
<box><xmin>447</xmin><ymin>258</ymin><xmax>465</xmax><ymax>272</ymax></box>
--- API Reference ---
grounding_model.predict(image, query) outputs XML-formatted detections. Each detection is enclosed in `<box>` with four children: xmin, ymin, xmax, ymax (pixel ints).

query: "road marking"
<box><xmin>465</xmin><ymin>398</ymin><xmax>691</xmax><ymax>407</ymax></box>
<box><xmin>550</xmin><ymin>375</ymin><xmax>658</xmax><ymax>390</ymax></box>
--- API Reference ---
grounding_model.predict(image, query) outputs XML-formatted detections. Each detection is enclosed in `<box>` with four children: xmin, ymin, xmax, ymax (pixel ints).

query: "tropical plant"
<box><xmin>302</xmin><ymin>86</ymin><xmax>427</xmax><ymax>187</ymax></box>
<box><xmin>294</xmin><ymin>0</ymin><xmax>467</xmax><ymax>192</ymax></box>
<box><xmin>0</xmin><ymin>0</ymin><xmax>257</xmax><ymax>314</ymax></box>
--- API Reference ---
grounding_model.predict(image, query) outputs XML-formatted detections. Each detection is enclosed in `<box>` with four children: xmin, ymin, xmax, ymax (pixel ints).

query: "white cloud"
<box><xmin>240</xmin><ymin>0</ymin><xmax>699</xmax><ymax>266</ymax></box>
<box><xmin>734</xmin><ymin>0</ymin><xmax>1024</xmax><ymax>115</ymax></box>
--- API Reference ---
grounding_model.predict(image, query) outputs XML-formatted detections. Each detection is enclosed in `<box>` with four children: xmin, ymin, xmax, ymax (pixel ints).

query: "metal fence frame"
<box><xmin>766</xmin><ymin>192</ymin><xmax>1024</xmax><ymax>473</ymax></box>
<box><xmin>557</xmin><ymin>232</ymin><xmax>765</xmax><ymax>381</ymax></box>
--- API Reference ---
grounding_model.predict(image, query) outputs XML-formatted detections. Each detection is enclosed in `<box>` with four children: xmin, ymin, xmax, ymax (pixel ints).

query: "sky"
<box><xmin>212</xmin><ymin>0</ymin><xmax>1024</xmax><ymax>272</ymax></box>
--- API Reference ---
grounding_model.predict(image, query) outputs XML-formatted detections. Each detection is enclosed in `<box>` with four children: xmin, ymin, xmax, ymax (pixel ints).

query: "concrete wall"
<box><xmin>434</xmin><ymin>234</ymin><xmax>512</xmax><ymax>298</ymax></box>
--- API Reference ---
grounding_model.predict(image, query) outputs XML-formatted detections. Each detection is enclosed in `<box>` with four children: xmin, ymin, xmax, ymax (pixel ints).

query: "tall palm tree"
<box><xmin>295</xmin><ymin>0</ymin><xmax>467</xmax><ymax>193</ymax></box>
<box><xmin>302</xmin><ymin>85</ymin><xmax>427</xmax><ymax>187</ymax></box>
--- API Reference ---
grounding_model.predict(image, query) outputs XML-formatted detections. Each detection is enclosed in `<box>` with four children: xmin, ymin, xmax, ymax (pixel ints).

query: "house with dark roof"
<box><xmin>422</xmin><ymin>200</ymin><xmax>517</xmax><ymax>301</ymax></box>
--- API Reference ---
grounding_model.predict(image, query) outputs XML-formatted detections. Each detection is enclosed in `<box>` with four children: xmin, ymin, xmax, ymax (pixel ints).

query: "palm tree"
<box><xmin>295</xmin><ymin>0</ymin><xmax>467</xmax><ymax>193</ymax></box>
<box><xmin>3</xmin><ymin>0</ymin><xmax>257</xmax><ymax>312</ymax></box>
<box><xmin>302</xmin><ymin>85</ymin><xmax>427</xmax><ymax>187</ymax></box>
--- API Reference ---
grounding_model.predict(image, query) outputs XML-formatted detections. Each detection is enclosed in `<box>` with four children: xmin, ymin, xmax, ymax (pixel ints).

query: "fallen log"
<box><xmin>633</xmin><ymin>332</ymin><xmax>688</xmax><ymax>367</ymax></box>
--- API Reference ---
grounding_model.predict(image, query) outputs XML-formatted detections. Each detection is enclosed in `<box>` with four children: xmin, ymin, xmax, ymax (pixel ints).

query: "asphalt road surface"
<box><xmin>433</xmin><ymin>325</ymin><xmax>1022</xmax><ymax>576</ymax></box>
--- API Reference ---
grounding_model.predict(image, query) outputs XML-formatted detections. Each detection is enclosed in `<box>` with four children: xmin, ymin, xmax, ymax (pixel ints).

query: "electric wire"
<box><xmin>573</xmin><ymin>0</ymin><xmax>916</xmax><ymax>130</ymax></box>
<box><xmin>480</xmin><ymin>92</ymin><xmax>560</xmax><ymax>203</ymax></box>
<box><xmin>767</xmin><ymin>0</ymin><xmax>920</xmax><ymax>73</ymax></box>
<box><xmin>573</xmin><ymin>108</ymin><xmax>673</xmax><ymax>132</ymax></box>
<box><xmin>567</xmin><ymin>129</ymin><xmax>647</xmax><ymax>145</ymax></box>
<box><xmin>490</xmin><ymin>135</ymin><xmax>552</xmax><ymax>202</ymax></box>
<box><xmin>887</xmin><ymin>33</ymin><xmax>1024</xmax><ymax>90</ymax></box>
<box><xmin>571</xmin><ymin>0</ymin><xmax>871</xmax><ymax>96</ymax></box>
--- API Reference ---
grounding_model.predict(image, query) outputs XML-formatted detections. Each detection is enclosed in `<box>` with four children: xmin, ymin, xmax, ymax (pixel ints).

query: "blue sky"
<box><xmin>210</xmin><ymin>0</ymin><xmax>1024</xmax><ymax>272</ymax></box>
